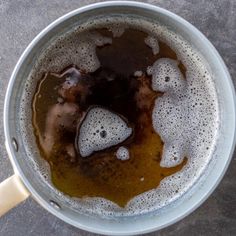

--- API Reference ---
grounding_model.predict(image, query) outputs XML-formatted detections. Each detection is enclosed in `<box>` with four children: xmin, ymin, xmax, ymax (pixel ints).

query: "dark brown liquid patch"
<box><xmin>32</xmin><ymin>28</ymin><xmax>186</xmax><ymax>207</ymax></box>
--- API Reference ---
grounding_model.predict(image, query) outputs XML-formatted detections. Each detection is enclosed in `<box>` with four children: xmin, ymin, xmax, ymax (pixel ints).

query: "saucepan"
<box><xmin>1</xmin><ymin>1</ymin><xmax>235</xmax><ymax>235</ymax></box>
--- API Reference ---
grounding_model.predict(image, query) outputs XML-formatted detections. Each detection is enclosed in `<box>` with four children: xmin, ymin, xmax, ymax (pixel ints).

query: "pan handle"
<box><xmin>0</xmin><ymin>174</ymin><xmax>30</xmax><ymax>217</ymax></box>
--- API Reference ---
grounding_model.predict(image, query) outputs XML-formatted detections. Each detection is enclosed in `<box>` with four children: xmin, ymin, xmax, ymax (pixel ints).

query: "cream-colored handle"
<box><xmin>0</xmin><ymin>174</ymin><xmax>30</xmax><ymax>217</ymax></box>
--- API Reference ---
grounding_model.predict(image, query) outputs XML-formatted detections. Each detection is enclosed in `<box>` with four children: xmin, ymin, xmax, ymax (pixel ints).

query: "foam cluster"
<box><xmin>144</xmin><ymin>35</ymin><xmax>159</xmax><ymax>55</ymax></box>
<box><xmin>108</xmin><ymin>24</ymin><xmax>127</xmax><ymax>37</ymax></box>
<box><xmin>147</xmin><ymin>58</ymin><xmax>186</xmax><ymax>94</ymax></box>
<box><xmin>20</xmin><ymin>15</ymin><xmax>220</xmax><ymax>218</ymax></box>
<box><xmin>134</xmin><ymin>70</ymin><xmax>143</xmax><ymax>77</ymax></box>
<box><xmin>116</xmin><ymin>146</ymin><xmax>130</xmax><ymax>161</ymax></box>
<box><xmin>77</xmin><ymin>107</ymin><xmax>132</xmax><ymax>157</ymax></box>
<box><xmin>29</xmin><ymin>31</ymin><xmax>112</xmax><ymax>81</ymax></box>
<box><xmin>149</xmin><ymin>58</ymin><xmax>188</xmax><ymax>167</ymax></box>
<box><xmin>149</xmin><ymin>57</ymin><xmax>217</xmax><ymax>168</ymax></box>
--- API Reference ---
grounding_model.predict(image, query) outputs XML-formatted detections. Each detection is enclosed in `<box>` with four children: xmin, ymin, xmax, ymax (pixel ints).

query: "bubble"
<box><xmin>140</xmin><ymin>177</ymin><xmax>145</xmax><ymax>181</ymax></box>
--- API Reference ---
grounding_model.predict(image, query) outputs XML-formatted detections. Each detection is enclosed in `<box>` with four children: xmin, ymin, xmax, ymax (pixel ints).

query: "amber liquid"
<box><xmin>32</xmin><ymin>28</ymin><xmax>187</xmax><ymax>207</ymax></box>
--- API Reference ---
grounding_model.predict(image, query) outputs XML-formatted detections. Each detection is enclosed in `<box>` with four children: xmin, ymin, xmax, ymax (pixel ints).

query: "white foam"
<box><xmin>144</xmin><ymin>35</ymin><xmax>159</xmax><ymax>55</ymax></box>
<box><xmin>147</xmin><ymin>58</ymin><xmax>186</xmax><ymax>95</ymax></box>
<box><xmin>108</xmin><ymin>24</ymin><xmax>127</xmax><ymax>37</ymax></box>
<box><xmin>149</xmin><ymin>58</ymin><xmax>188</xmax><ymax>167</ymax></box>
<box><xmin>134</xmin><ymin>70</ymin><xmax>143</xmax><ymax>77</ymax></box>
<box><xmin>149</xmin><ymin>57</ymin><xmax>217</xmax><ymax>168</ymax></box>
<box><xmin>30</xmin><ymin>31</ymin><xmax>112</xmax><ymax>81</ymax></box>
<box><xmin>78</xmin><ymin>107</ymin><xmax>132</xmax><ymax>157</ymax></box>
<box><xmin>20</xmin><ymin>15</ymin><xmax>219</xmax><ymax>218</ymax></box>
<box><xmin>116</xmin><ymin>146</ymin><xmax>130</xmax><ymax>161</ymax></box>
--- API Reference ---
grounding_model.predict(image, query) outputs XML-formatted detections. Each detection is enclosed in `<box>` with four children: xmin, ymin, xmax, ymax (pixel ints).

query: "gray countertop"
<box><xmin>0</xmin><ymin>0</ymin><xmax>235</xmax><ymax>235</ymax></box>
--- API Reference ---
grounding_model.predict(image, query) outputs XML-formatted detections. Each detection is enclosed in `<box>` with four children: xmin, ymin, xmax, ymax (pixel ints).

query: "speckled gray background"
<box><xmin>0</xmin><ymin>0</ymin><xmax>235</xmax><ymax>235</ymax></box>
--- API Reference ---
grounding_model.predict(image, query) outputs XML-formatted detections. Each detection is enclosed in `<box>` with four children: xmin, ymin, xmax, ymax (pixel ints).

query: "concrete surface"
<box><xmin>0</xmin><ymin>0</ymin><xmax>235</xmax><ymax>235</ymax></box>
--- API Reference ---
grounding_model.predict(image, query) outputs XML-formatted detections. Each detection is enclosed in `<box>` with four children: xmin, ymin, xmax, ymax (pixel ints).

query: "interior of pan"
<box><xmin>4</xmin><ymin>2</ymin><xmax>236</xmax><ymax>234</ymax></box>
